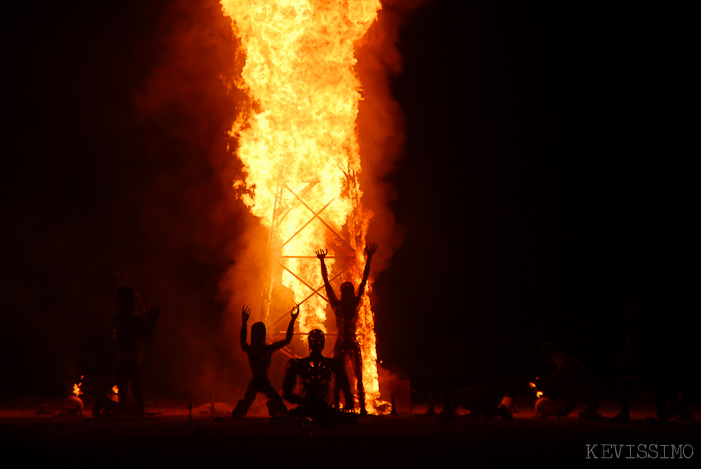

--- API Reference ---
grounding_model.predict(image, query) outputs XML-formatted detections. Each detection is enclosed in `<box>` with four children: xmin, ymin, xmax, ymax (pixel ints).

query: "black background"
<box><xmin>2</xmin><ymin>1</ymin><xmax>693</xmax><ymax>401</ymax></box>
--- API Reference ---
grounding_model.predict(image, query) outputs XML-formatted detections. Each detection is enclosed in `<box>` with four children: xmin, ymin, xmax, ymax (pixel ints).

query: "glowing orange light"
<box><xmin>221</xmin><ymin>0</ymin><xmax>385</xmax><ymax>413</ymax></box>
<box><xmin>72</xmin><ymin>375</ymin><xmax>84</xmax><ymax>397</ymax></box>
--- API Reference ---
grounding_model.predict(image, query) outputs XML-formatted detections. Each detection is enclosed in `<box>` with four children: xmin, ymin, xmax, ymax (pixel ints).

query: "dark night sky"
<box><xmin>2</xmin><ymin>1</ymin><xmax>693</xmax><ymax>400</ymax></box>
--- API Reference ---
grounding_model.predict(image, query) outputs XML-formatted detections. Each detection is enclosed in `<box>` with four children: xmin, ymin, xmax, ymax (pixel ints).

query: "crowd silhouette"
<box><xmin>91</xmin><ymin>247</ymin><xmax>695</xmax><ymax>427</ymax></box>
<box><xmin>226</xmin><ymin>243</ymin><xmax>378</xmax><ymax>421</ymax></box>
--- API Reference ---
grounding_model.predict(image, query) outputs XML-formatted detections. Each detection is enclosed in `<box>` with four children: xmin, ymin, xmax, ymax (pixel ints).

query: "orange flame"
<box><xmin>72</xmin><ymin>375</ymin><xmax>84</xmax><ymax>397</ymax></box>
<box><xmin>221</xmin><ymin>0</ymin><xmax>385</xmax><ymax>412</ymax></box>
<box><xmin>110</xmin><ymin>385</ymin><xmax>120</xmax><ymax>402</ymax></box>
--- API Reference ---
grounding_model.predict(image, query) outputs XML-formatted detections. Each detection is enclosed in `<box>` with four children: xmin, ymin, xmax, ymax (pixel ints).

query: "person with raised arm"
<box><xmin>316</xmin><ymin>242</ymin><xmax>377</xmax><ymax>414</ymax></box>
<box><xmin>232</xmin><ymin>304</ymin><xmax>299</xmax><ymax>418</ymax></box>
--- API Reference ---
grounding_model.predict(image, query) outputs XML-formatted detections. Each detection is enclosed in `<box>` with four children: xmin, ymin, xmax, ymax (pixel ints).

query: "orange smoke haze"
<box><xmin>129</xmin><ymin>0</ymin><xmax>415</xmax><ymax>403</ymax></box>
<box><xmin>1</xmin><ymin>0</ymin><xmax>418</xmax><ymax>403</ymax></box>
<box><xmin>4</xmin><ymin>0</ymin><xmax>684</xmax><ymax>409</ymax></box>
<box><xmin>218</xmin><ymin>0</ymin><xmax>412</xmax><ymax>412</ymax></box>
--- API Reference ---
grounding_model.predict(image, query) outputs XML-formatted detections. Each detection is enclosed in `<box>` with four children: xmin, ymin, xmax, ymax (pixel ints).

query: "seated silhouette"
<box><xmin>282</xmin><ymin>329</ymin><xmax>354</xmax><ymax>423</ymax></box>
<box><xmin>540</xmin><ymin>342</ymin><xmax>603</xmax><ymax>419</ymax></box>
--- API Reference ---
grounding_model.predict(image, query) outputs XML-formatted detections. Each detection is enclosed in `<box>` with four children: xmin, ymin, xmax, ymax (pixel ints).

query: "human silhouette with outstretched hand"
<box><xmin>232</xmin><ymin>304</ymin><xmax>299</xmax><ymax>418</ymax></box>
<box><xmin>316</xmin><ymin>242</ymin><xmax>377</xmax><ymax>414</ymax></box>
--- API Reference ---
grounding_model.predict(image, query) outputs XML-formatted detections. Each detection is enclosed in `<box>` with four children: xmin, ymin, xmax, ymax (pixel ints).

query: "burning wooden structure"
<box><xmin>220</xmin><ymin>0</ymin><xmax>385</xmax><ymax>413</ymax></box>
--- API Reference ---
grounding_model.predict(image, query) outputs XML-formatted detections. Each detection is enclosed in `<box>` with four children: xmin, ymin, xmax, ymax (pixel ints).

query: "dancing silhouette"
<box><xmin>316</xmin><ymin>242</ymin><xmax>377</xmax><ymax>414</ymax></box>
<box><xmin>232</xmin><ymin>304</ymin><xmax>298</xmax><ymax>418</ymax></box>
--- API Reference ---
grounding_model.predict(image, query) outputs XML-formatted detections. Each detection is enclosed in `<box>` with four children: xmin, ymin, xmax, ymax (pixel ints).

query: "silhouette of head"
<box><xmin>251</xmin><ymin>322</ymin><xmax>267</xmax><ymax>346</ymax></box>
<box><xmin>115</xmin><ymin>286</ymin><xmax>135</xmax><ymax>317</ymax></box>
<box><xmin>340</xmin><ymin>281</ymin><xmax>354</xmax><ymax>300</ymax></box>
<box><xmin>308</xmin><ymin>329</ymin><xmax>325</xmax><ymax>354</ymax></box>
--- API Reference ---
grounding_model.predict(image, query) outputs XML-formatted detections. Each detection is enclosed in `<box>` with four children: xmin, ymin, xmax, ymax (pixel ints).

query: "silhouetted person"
<box><xmin>442</xmin><ymin>384</ymin><xmax>514</xmax><ymax>421</ymax></box>
<box><xmin>94</xmin><ymin>286</ymin><xmax>159</xmax><ymax>418</ymax></box>
<box><xmin>316</xmin><ymin>242</ymin><xmax>377</xmax><ymax>415</ymax></box>
<box><xmin>282</xmin><ymin>329</ymin><xmax>354</xmax><ymax>423</ymax></box>
<box><xmin>232</xmin><ymin>304</ymin><xmax>299</xmax><ymax>418</ymax></box>
<box><xmin>540</xmin><ymin>342</ymin><xmax>603</xmax><ymax>419</ymax></box>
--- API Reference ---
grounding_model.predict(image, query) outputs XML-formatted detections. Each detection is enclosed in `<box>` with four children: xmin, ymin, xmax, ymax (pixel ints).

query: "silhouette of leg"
<box><xmin>232</xmin><ymin>379</ymin><xmax>259</xmax><ymax>418</ymax></box>
<box><xmin>352</xmin><ymin>345</ymin><xmax>365</xmax><ymax>414</ymax></box>
<box><xmin>333</xmin><ymin>346</ymin><xmax>348</xmax><ymax>409</ymax></box>
<box><xmin>260</xmin><ymin>379</ymin><xmax>286</xmax><ymax>417</ymax></box>
<box><xmin>131</xmin><ymin>368</ymin><xmax>144</xmax><ymax>416</ymax></box>
<box><xmin>614</xmin><ymin>375</ymin><xmax>637</xmax><ymax>421</ymax></box>
<box><xmin>115</xmin><ymin>361</ymin><xmax>141</xmax><ymax>417</ymax></box>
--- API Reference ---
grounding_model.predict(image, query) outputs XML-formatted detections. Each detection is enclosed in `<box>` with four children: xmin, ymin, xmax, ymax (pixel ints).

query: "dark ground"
<box><xmin>1</xmin><ymin>397</ymin><xmax>699</xmax><ymax>466</ymax></box>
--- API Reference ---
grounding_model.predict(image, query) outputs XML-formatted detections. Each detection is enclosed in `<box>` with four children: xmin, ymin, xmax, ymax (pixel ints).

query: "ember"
<box><xmin>72</xmin><ymin>376</ymin><xmax>84</xmax><ymax>397</ymax></box>
<box><xmin>62</xmin><ymin>375</ymin><xmax>85</xmax><ymax>416</ymax></box>
<box><xmin>110</xmin><ymin>385</ymin><xmax>120</xmax><ymax>402</ymax></box>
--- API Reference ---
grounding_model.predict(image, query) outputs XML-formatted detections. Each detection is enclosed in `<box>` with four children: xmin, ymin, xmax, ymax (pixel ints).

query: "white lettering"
<box><xmin>671</xmin><ymin>444</ymin><xmax>683</xmax><ymax>459</ymax></box>
<box><xmin>586</xmin><ymin>444</ymin><xmax>598</xmax><ymax>459</ymax></box>
<box><xmin>682</xmin><ymin>444</ymin><xmax>694</xmax><ymax>459</ymax></box>
<box><xmin>648</xmin><ymin>444</ymin><xmax>658</xmax><ymax>459</ymax></box>
<box><xmin>585</xmin><ymin>443</ymin><xmax>693</xmax><ymax>460</ymax></box>
<box><xmin>637</xmin><ymin>443</ymin><xmax>648</xmax><ymax>459</ymax></box>
<box><xmin>612</xmin><ymin>444</ymin><xmax>623</xmax><ymax>459</ymax></box>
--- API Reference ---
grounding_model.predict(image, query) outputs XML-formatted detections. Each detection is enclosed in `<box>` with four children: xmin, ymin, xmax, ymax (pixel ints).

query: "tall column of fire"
<box><xmin>221</xmin><ymin>0</ymin><xmax>384</xmax><ymax>413</ymax></box>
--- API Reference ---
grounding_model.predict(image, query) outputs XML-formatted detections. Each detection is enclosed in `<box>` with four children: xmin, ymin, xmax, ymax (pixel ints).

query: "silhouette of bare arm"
<box><xmin>316</xmin><ymin>249</ymin><xmax>339</xmax><ymax>305</ymax></box>
<box><xmin>357</xmin><ymin>242</ymin><xmax>378</xmax><ymax>299</ymax></box>
<box><xmin>272</xmin><ymin>305</ymin><xmax>299</xmax><ymax>350</ymax></box>
<box><xmin>240</xmin><ymin>305</ymin><xmax>251</xmax><ymax>352</ymax></box>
